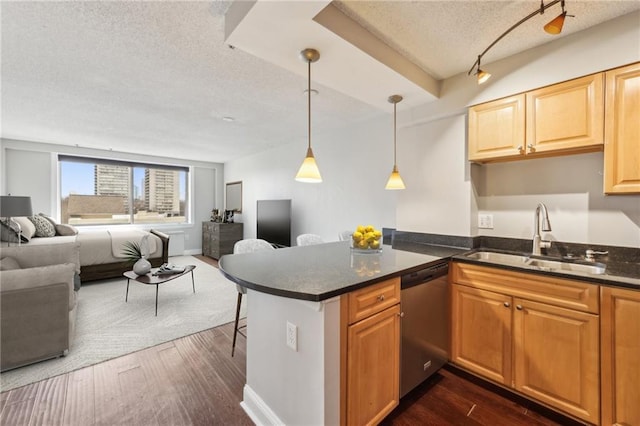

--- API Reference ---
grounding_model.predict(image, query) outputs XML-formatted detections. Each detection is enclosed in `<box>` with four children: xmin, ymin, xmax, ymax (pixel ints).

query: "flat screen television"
<box><xmin>256</xmin><ymin>199</ymin><xmax>291</xmax><ymax>247</ymax></box>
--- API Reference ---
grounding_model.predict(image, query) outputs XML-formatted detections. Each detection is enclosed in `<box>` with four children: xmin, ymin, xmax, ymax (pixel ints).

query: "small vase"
<box><xmin>133</xmin><ymin>257</ymin><xmax>151</xmax><ymax>275</ymax></box>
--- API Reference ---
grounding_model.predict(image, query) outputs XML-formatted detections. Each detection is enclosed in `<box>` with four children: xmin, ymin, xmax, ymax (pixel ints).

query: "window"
<box><xmin>59</xmin><ymin>155</ymin><xmax>189</xmax><ymax>226</ymax></box>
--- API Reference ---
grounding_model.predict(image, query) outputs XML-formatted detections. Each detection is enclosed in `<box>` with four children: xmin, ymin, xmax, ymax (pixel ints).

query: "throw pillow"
<box><xmin>12</xmin><ymin>216</ymin><xmax>36</xmax><ymax>241</ymax></box>
<box><xmin>55</xmin><ymin>223</ymin><xmax>79</xmax><ymax>236</ymax></box>
<box><xmin>0</xmin><ymin>256</ymin><xmax>21</xmax><ymax>271</ymax></box>
<box><xmin>28</xmin><ymin>215</ymin><xmax>56</xmax><ymax>237</ymax></box>
<box><xmin>0</xmin><ymin>220</ymin><xmax>24</xmax><ymax>243</ymax></box>
<box><xmin>38</xmin><ymin>213</ymin><xmax>59</xmax><ymax>228</ymax></box>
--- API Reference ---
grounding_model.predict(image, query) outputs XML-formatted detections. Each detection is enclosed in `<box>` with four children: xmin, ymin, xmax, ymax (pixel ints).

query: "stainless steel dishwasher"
<box><xmin>400</xmin><ymin>262</ymin><xmax>449</xmax><ymax>397</ymax></box>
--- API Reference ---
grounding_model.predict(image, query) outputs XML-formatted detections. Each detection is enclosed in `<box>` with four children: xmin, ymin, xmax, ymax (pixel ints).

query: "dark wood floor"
<box><xmin>0</xmin><ymin>254</ymin><xmax>582</xmax><ymax>426</ymax></box>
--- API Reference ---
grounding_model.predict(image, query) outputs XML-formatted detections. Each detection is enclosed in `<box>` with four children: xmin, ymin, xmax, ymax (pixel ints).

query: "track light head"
<box><xmin>544</xmin><ymin>11</ymin><xmax>567</xmax><ymax>34</ymax></box>
<box><xmin>477</xmin><ymin>68</ymin><xmax>491</xmax><ymax>84</ymax></box>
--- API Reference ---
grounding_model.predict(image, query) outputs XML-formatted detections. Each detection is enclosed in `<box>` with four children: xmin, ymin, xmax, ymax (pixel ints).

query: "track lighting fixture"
<box><xmin>295</xmin><ymin>48</ymin><xmax>322</xmax><ymax>183</ymax></box>
<box><xmin>468</xmin><ymin>0</ymin><xmax>574</xmax><ymax>84</ymax></box>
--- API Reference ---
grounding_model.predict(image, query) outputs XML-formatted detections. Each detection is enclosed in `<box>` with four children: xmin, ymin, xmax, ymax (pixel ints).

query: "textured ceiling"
<box><xmin>1</xmin><ymin>1</ymin><xmax>638</xmax><ymax>163</ymax></box>
<box><xmin>333</xmin><ymin>0</ymin><xmax>640</xmax><ymax>80</ymax></box>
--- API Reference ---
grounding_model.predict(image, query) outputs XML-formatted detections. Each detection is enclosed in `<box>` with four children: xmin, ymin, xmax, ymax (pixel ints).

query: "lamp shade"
<box><xmin>385</xmin><ymin>166</ymin><xmax>406</xmax><ymax>190</ymax></box>
<box><xmin>0</xmin><ymin>196</ymin><xmax>33</xmax><ymax>217</ymax></box>
<box><xmin>544</xmin><ymin>12</ymin><xmax>566</xmax><ymax>34</ymax></box>
<box><xmin>295</xmin><ymin>147</ymin><xmax>322</xmax><ymax>183</ymax></box>
<box><xmin>477</xmin><ymin>69</ymin><xmax>491</xmax><ymax>84</ymax></box>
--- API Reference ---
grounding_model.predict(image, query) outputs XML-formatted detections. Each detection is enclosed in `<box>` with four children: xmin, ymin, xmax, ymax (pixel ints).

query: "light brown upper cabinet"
<box><xmin>468</xmin><ymin>73</ymin><xmax>604</xmax><ymax>162</ymax></box>
<box><xmin>604</xmin><ymin>62</ymin><xmax>640</xmax><ymax>194</ymax></box>
<box><xmin>468</xmin><ymin>95</ymin><xmax>525</xmax><ymax>162</ymax></box>
<box><xmin>526</xmin><ymin>73</ymin><xmax>604</xmax><ymax>155</ymax></box>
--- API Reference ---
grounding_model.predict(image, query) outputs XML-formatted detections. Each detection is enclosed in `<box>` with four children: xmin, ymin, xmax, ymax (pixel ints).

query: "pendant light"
<box><xmin>385</xmin><ymin>95</ymin><xmax>406</xmax><ymax>190</ymax></box>
<box><xmin>295</xmin><ymin>48</ymin><xmax>322</xmax><ymax>183</ymax></box>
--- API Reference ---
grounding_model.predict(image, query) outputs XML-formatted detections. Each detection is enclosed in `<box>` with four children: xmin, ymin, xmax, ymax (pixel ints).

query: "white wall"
<box><xmin>225</xmin><ymin>11</ymin><xmax>640</xmax><ymax>248</ymax></box>
<box><xmin>244</xmin><ymin>290</ymin><xmax>340</xmax><ymax>425</ymax></box>
<box><xmin>0</xmin><ymin>138</ymin><xmax>225</xmax><ymax>253</ymax></box>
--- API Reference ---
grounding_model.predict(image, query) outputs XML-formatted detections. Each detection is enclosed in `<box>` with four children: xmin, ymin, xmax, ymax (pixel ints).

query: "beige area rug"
<box><xmin>0</xmin><ymin>255</ymin><xmax>244</xmax><ymax>392</ymax></box>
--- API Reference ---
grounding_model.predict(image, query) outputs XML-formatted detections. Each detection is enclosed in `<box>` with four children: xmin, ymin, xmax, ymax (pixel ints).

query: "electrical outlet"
<box><xmin>478</xmin><ymin>214</ymin><xmax>494</xmax><ymax>229</ymax></box>
<box><xmin>286</xmin><ymin>321</ymin><xmax>297</xmax><ymax>351</ymax></box>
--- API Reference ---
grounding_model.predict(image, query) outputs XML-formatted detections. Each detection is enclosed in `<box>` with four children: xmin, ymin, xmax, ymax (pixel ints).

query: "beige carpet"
<box><xmin>0</xmin><ymin>255</ymin><xmax>244</xmax><ymax>392</ymax></box>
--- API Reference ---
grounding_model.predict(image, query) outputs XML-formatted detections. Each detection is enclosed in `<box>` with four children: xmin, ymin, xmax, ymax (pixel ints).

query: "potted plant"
<box><xmin>121</xmin><ymin>234</ymin><xmax>151</xmax><ymax>275</ymax></box>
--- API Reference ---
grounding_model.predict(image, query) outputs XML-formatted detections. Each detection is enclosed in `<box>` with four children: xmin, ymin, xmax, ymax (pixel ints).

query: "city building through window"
<box><xmin>59</xmin><ymin>155</ymin><xmax>189</xmax><ymax>226</ymax></box>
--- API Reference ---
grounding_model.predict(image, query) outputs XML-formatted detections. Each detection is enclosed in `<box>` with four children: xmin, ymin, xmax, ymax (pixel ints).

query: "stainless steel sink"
<box><xmin>464</xmin><ymin>251</ymin><xmax>606</xmax><ymax>275</ymax></box>
<box><xmin>464</xmin><ymin>251</ymin><xmax>530</xmax><ymax>265</ymax></box>
<box><xmin>526</xmin><ymin>258</ymin><xmax>606</xmax><ymax>275</ymax></box>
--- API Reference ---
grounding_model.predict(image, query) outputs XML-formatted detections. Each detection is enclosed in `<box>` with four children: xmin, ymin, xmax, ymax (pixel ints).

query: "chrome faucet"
<box><xmin>532</xmin><ymin>203</ymin><xmax>552</xmax><ymax>256</ymax></box>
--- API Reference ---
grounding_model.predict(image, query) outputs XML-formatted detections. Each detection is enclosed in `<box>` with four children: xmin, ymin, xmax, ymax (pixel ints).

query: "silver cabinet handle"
<box><xmin>517</xmin><ymin>146</ymin><xmax>524</xmax><ymax>152</ymax></box>
<box><xmin>516</xmin><ymin>305</ymin><xmax>523</xmax><ymax>310</ymax></box>
<box><xmin>527</xmin><ymin>144</ymin><xmax>535</xmax><ymax>152</ymax></box>
<box><xmin>504</xmin><ymin>302</ymin><xmax>510</xmax><ymax>308</ymax></box>
<box><xmin>377</xmin><ymin>294</ymin><xmax>385</xmax><ymax>302</ymax></box>
<box><xmin>397</xmin><ymin>312</ymin><xmax>405</xmax><ymax>318</ymax></box>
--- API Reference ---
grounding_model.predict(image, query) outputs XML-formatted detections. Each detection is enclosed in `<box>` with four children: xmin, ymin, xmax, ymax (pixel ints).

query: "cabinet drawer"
<box><xmin>347</xmin><ymin>278</ymin><xmax>400</xmax><ymax>325</ymax></box>
<box><xmin>452</xmin><ymin>262</ymin><xmax>599</xmax><ymax>314</ymax></box>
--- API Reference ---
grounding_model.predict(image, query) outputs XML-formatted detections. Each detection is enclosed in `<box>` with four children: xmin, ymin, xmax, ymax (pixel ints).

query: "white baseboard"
<box><xmin>183</xmin><ymin>248</ymin><xmax>202</xmax><ymax>256</ymax></box>
<box><xmin>241</xmin><ymin>384</ymin><xmax>285</xmax><ymax>426</ymax></box>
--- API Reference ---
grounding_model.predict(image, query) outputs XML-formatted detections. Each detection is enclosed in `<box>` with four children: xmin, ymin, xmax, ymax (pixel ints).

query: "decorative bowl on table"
<box><xmin>350</xmin><ymin>225</ymin><xmax>383</xmax><ymax>253</ymax></box>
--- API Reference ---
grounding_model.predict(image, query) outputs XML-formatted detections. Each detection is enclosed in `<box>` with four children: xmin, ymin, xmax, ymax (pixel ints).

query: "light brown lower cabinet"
<box><xmin>341</xmin><ymin>278</ymin><xmax>401</xmax><ymax>426</ymax></box>
<box><xmin>451</xmin><ymin>263</ymin><xmax>600</xmax><ymax>424</ymax></box>
<box><xmin>513</xmin><ymin>298</ymin><xmax>599</xmax><ymax>423</ymax></box>
<box><xmin>601</xmin><ymin>286</ymin><xmax>640</xmax><ymax>426</ymax></box>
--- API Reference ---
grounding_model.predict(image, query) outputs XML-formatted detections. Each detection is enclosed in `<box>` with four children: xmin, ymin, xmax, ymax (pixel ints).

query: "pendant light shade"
<box><xmin>385</xmin><ymin>95</ymin><xmax>405</xmax><ymax>190</ymax></box>
<box><xmin>295</xmin><ymin>48</ymin><xmax>322</xmax><ymax>183</ymax></box>
<box><xmin>296</xmin><ymin>147</ymin><xmax>322</xmax><ymax>183</ymax></box>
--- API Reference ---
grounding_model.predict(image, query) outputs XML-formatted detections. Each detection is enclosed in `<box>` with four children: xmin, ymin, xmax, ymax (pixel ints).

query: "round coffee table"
<box><xmin>124</xmin><ymin>265</ymin><xmax>196</xmax><ymax>316</ymax></box>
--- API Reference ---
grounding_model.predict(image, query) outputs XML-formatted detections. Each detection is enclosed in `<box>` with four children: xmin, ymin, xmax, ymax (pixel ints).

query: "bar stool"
<box><xmin>231</xmin><ymin>239</ymin><xmax>275</xmax><ymax>356</ymax></box>
<box><xmin>296</xmin><ymin>233</ymin><xmax>324</xmax><ymax>246</ymax></box>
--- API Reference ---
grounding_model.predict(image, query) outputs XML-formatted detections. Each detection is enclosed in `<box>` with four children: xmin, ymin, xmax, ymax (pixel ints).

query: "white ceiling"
<box><xmin>2</xmin><ymin>1</ymin><xmax>638</xmax><ymax>164</ymax></box>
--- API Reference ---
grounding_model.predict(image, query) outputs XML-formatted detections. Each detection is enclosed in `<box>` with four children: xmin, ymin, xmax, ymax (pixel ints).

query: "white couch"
<box><xmin>0</xmin><ymin>242</ymin><xmax>80</xmax><ymax>371</ymax></box>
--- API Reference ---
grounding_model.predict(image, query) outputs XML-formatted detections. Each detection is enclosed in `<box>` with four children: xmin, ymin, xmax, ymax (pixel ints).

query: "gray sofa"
<box><xmin>0</xmin><ymin>242</ymin><xmax>80</xmax><ymax>371</ymax></box>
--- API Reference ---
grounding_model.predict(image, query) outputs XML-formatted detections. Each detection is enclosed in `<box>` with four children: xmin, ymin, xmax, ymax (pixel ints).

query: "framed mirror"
<box><xmin>226</xmin><ymin>181</ymin><xmax>242</xmax><ymax>213</ymax></box>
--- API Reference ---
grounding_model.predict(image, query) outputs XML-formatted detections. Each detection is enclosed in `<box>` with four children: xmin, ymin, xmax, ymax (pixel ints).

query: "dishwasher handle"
<box><xmin>401</xmin><ymin>263</ymin><xmax>448</xmax><ymax>290</ymax></box>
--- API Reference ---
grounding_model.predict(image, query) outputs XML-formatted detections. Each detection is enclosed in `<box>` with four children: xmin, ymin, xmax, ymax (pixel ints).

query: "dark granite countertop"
<box><xmin>391</xmin><ymin>231</ymin><xmax>639</xmax><ymax>290</ymax></box>
<box><xmin>218</xmin><ymin>241</ymin><xmax>460</xmax><ymax>301</ymax></box>
<box><xmin>219</xmin><ymin>234</ymin><xmax>639</xmax><ymax>301</ymax></box>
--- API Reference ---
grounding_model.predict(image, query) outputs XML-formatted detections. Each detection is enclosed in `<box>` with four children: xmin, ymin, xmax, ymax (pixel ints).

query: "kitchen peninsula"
<box><xmin>219</xmin><ymin>241</ymin><xmax>464</xmax><ymax>425</ymax></box>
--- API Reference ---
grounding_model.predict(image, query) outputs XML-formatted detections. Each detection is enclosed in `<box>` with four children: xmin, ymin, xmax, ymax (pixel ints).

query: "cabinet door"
<box><xmin>451</xmin><ymin>284</ymin><xmax>512</xmax><ymax>386</ymax></box>
<box><xmin>513</xmin><ymin>298</ymin><xmax>599</xmax><ymax>424</ymax></box>
<box><xmin>601</xmin><ymin>286</ymin><xmax>640</xmax><ymax>426</ymax></box>
<box><xmin>347</xmin><ymin>304</ymin><xmax>400</xmax><ymax>426</ymax></box>
<box><xmin>468</xmin><ymin>94</ymin><xmax>525</xmax><ymax>162</ymax></box>
<box><xmin>604</xmin><ymin>62</ymin><xmax>640</xmax><ymax>194</ymax></box>
<box><xmin>526</xmin><ymin>73</ymin><xmax>604</xmax><ymax>155</ymax></box>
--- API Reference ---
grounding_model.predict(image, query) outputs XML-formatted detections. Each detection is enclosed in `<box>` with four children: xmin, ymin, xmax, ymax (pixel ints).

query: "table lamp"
<box><xmin>0</xmin><ymin>195</ymin><xmax>33</xmax><ymax>246</ymax></box>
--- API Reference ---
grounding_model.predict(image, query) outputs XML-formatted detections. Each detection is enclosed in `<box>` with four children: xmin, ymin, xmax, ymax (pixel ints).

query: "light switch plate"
<box><xmin>286</xmin><ymin>321</ymin><xmax>297</xmax><ymax>351</ymax></box>
<box><xmin>478</xmin><ymin>214</ymin><xmax>494</xmax><ymax>229</ymax></box>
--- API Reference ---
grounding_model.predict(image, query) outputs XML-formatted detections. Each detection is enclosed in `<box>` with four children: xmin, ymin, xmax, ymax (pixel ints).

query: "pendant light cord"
<box><xmin>307</xmin><ymin>59</ymin><xmax>311</xmax><ymax>151</ymax></box>
<box><xmin>393</xmin><ymin>101</ymin><xmax>397</xmax><ymax>167</ymax></box>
